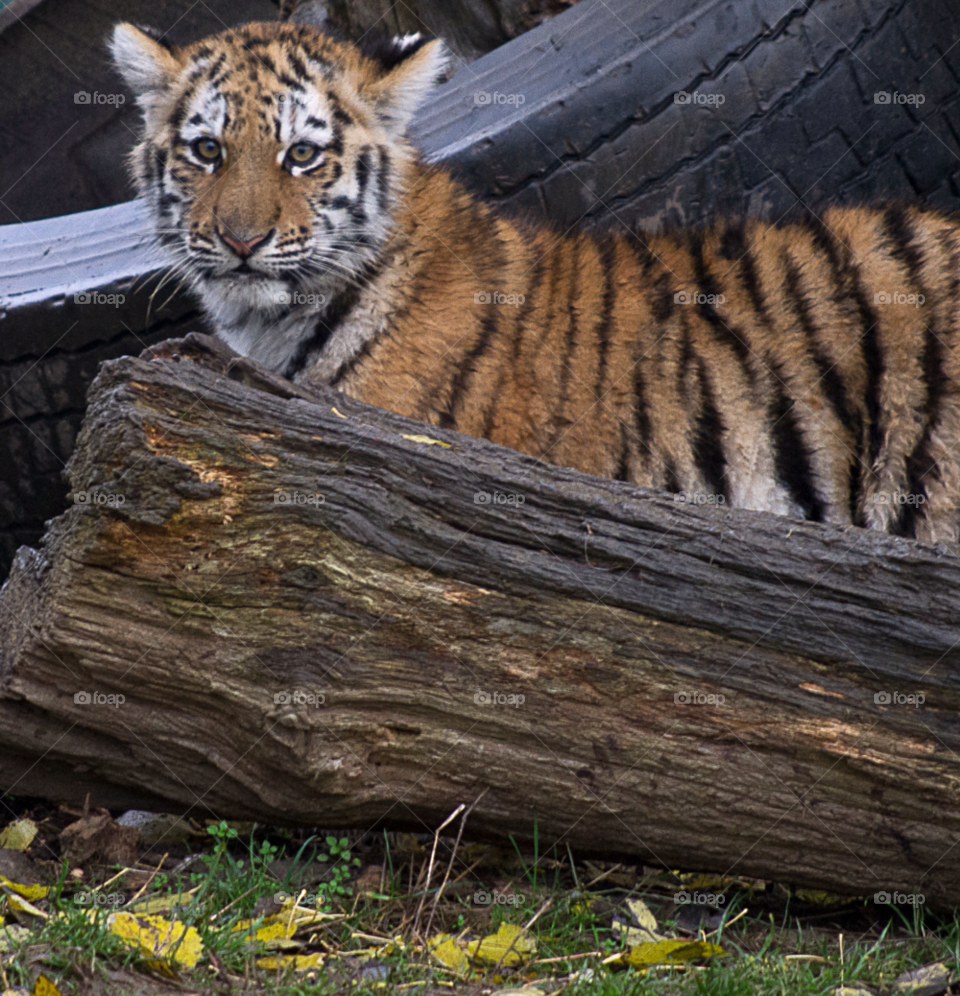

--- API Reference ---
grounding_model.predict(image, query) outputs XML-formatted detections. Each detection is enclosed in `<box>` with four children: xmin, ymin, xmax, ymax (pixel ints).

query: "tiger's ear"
<box><xmin>367</xmin><ymin>35</ymin><xmax>449</xmax><ymax>138</ymax></box>
<box><xmin>110</xmin><ymin>23</ymin><xmax>180</xmax><ymax>98</ymax></box>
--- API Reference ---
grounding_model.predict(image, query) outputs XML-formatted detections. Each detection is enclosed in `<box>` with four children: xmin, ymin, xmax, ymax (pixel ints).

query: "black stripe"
<box><xmin>284</xmin><ymin>263</ymin><xmax>382</xmax><ymax>379</ymax></box>
<box><xmin>628</xmin><ymin>236</ymin><xmax>674</xmax><ymax>321</ymax></box>
<box><xmin>693</xmin><ymin>361</ymin><xmax>727</xmax><ymax>500</ymax></box>
<box><xmin>883</xmin><ymin>205</ymin><xmax>924</xmax><ymax>276</ymax></box>
<box><xmin>690</xmin><ymin>234</ymin><xmax>754</xmax><ymax>381</ymax></box>
<box><xmin>289</xmin><ymin>53</ymin><xmax>310</xmax><ymax>80</ymax></box>
<box><xmin>722</xmin><ymin>222</ymin><xmax>772</xmax><ymax>329</ymax></box>
<box><xmin>480</xmin><ymin>255</ymin><xmax>545</xmax><ymax>439</ymax></box>
<box><xmin>443</xmin><ymin>222</ymin><xmax>516</xmax><ymax>431</ymax></box>
<box><xmin>205</xmin><ymin>52</ymin><xmax>227</xmax><ymax>81</ymax></box>
<box><xmin>356</xmin><ymin>145</ymin><xmax>372</xmax><ymax>198</ymax></box>
<box><xmin>277</xmin><ymin>74</ymin><xmax>306</xmax><ymax>93</ymax></box>
<box><xmin>253</xmin><ymin>53</ymin><xmax>278</xmax><ymax>77</ymax></box>
<box><xmin>614</xmin><ymin>424</ymin><xmax>630</xmax><ymax>482</ymax></box>
<box><xmin>328</xmin><ymin>94</ymin><xmax>353</xmax><ymax>126</ymax></box>
<box><xmin>769</xmin><ymin>370</ymin><xmax>824</xmax><ymax>522</ymax></box>
<box><xmin>321</xmin><ymin>160</ymin><xmax>343</xmax><ymax>189</ymax></box>
<box><xmin>781</xmin><ymin>257</ymin><xmax>858</xmax><ymax>435</ymax></box>
<box><xmin>803</xmin><ymin>213</ymin><xmax>879</xmax><ymax>523</ymax></box>
<box><xmin>885</xmin><ymin>208</ymin><xmax>943</xmax><ymax>538</ymax></box>
<box><xmin>629</xmin><ymin>341</ymin><xmax>652</xmax><ymax>468</ymax></box>
<box><xmin>330</xmin><ymin>333</ymin><xmax>376</xmax><ymax>388</ymax></box>
<box><xmin>593</xmin><ymin>238</ymin><xmax>617</xmax><ymax>404</ymax></box>
<box><xmin>545</xmin><ymin>240</ymin><xmax>582</xmax><ymax>451</ymax></box>
<box><xmin>438</xmin><ymin>308</ymin><xmax>502</xmax><ymax>430</ymax></box>
<box><xmin>376</xmin><ymin>146</ymin><xmax>391</xmax><ymax>213</ymax></box>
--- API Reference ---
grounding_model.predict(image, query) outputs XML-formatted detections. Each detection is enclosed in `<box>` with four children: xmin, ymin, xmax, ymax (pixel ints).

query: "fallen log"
<box><xmin>2</xmin><ymin>333</ymin><xmax>959</xmax><ymax>906</ymax></box>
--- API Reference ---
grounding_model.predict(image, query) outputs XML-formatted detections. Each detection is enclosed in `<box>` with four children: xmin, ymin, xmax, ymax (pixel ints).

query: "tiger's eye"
<box><xmin>287</xmin><ymin>142</ymin><xmax>319</xmax><ymax>165</ymax></box>
<box><xmin>193</xmin><ymin>137</ymin><xmax>222</xmax><ymax>161</ymax></box>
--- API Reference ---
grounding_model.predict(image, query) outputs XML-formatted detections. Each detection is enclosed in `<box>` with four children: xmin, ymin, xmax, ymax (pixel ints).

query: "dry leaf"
<box><xmin>0</xmin><ymin>924</ymin><xmax>30</xmax><ymax>953</ymax></box>
<box><xmin>31</xmin><ymin>979</ymin><xmax>61</xmax><ymax>996</ymax></box>
<box><xmin>106</xmin><ymin>911</ymin><xmax>202</xmax><ymax>969</ymax></box>
<box><xmin>626</xmin><ymin>939</ymin><xmax>726</xmax><ymax>967</ymax></box>
<box><xmin>622</xmin><ymin>898</ymin><xmax>662</xmax><ymax>943</ymax></box>
<box><xmin>428</xmin><ymin>933</ymin><xmax>470</xmax><ymax>974</ymax></box>
<box><xmin>0</xmin><ymin>875</ymin><xmax>50</xmax><ymax>904</ymax></box>
<box><xmin>467</xmin><ymin>922</ymin><xmax>536</xmax><ymax>966</ymax></box>
<box><xmin>892</xmin><ymin>962</ymin><xmax>955</xmax><ymax>995</ymax></box>
<box><xmin>0</xmin><ymin>821</ymin><xmax>37</xmax><ymax>852</ymax></box>
<box><xmin>0</xmin><ymin>879</ymin><xmax>48</xmax><ymax>919</ymax></box>
<box><xmin>256</xmin><ymin>953</ymin><xmax>326</xmax><ymax>970</ymax></box>
<box><xmin>400</xmin><ymin>433</ymin><xmax>450</xmax><ymax>447</ymax></box>
<box><xmin>128</xmin><ymin>893</ymin><xmax>194</xmax><ymax>916</ymax></box>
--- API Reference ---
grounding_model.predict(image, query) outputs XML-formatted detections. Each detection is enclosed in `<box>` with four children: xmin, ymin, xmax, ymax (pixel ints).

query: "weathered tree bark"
<box><xmin>2</xmin><ymin>333</ymin><xmax>960</xmax><ymax>906</ymax></box>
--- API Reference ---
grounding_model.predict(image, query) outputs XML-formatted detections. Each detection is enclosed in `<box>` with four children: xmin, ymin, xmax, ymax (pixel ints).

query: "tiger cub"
<box><xmin>112</xmin><ymin>21</ymin><xmax>960</xmax><ymax>542</ymax></box>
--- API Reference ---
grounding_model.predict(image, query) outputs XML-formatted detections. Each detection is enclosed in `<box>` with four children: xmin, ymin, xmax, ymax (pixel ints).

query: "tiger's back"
<box><xmin>321</xmin><ymin>175</ymin><xmax>960</xmax><ymax>543</ymax></box>
<box><xmin>110</xmin><ymin>20</ymin><xmax>960</xmax><ymax>543</ymax></box>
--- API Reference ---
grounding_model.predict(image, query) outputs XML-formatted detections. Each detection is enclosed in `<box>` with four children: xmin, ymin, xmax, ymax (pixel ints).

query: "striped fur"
<box><xmin>113</xmin><ymin>21</ymin><xmax>960</xmax><ymax>542</ymax></box>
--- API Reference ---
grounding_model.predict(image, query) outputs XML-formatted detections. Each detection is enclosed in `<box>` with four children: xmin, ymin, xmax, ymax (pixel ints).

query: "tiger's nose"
<box><xmin>217</xmin><ymin>226</ymin><xmax>273</xmax><ymax>258</ymax></box>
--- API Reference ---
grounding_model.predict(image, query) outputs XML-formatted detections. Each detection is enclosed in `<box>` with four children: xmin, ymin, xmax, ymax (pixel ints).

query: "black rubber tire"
<box><xmin>438</xmin><ymin>0</ymin><xmax>960</xmax><ymax>230</ymax></box>
<box><xmin>2</xmin><ymin>0</ymin><xmax>960</xmax><ymax>579</ymax></box>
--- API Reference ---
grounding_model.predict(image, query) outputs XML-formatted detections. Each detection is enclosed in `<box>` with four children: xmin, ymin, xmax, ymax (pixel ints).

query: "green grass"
<box><xmin>1</xmin><ymin>806</ymin><xmax>957</xmax><ymax>994</ymax></box>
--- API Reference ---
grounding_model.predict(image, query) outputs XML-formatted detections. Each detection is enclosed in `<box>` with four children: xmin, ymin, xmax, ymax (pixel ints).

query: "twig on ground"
<box><xmin>411</xmin><ymin>803</ymin><xmax>466</xmax><ymax>939</ymax></box>
<box><xmin>424</xmin><ymin>789</ymin><xmax>488</xmax><ymax>939</ymax></box>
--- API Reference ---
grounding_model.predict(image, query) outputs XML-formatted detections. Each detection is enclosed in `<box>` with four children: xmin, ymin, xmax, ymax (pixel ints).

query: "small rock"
<box><xmin>891</xmin><ymin>961</ymin><xmax>955</xmax><ymax>996</ymax></box>
<box><xmin>116</xmin><ymin>810</ymin><xmax>191</xmax><ymax>846</ymax></box>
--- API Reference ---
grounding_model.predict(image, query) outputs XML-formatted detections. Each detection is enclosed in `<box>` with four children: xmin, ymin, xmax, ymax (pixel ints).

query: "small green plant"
<box><xmin>318</xmin><ymin>835</ymin><xmax>361</xmax><ymax>903</ymax></box>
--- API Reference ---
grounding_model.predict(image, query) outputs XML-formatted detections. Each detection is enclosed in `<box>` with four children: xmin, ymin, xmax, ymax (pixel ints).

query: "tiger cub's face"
<box><xmin>111</xmin><ymin>22</ymin><xmax>446</xmax><ymax>323</ymax></box>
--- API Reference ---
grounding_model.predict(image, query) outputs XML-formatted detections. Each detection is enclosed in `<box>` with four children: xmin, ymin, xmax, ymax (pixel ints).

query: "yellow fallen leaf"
<box><xmin>0</xmin><ymin>820</ymin><xmax>38</xmax><ymax>852</ymax></box>
<box><xmin>428</xmin><ymin>933</ymin><xmax>470</xmax><ymax>974</ymax></box>
<box><xmin>232</xmin><ymin>918</ymin><xmax>293</xmax><ymax>944</ymax></box>
<box><xmin>31</xmin><ymin>978</ymin><xmax>61</xmax><ymax>996</ymax></box>
<box><xmin>621</xmin><ymin>897</ymin><xmax>662</xmax><ymax>943</ymax></box>
<box><xmin>0</xmin><ymin>875</ymin><xmax>49</xmax><ymax>903</ymax></box>
<box><xmin>256</xmin><ymin>953</ymin><xmax>326</xmax><ymax>971</ymax></box>
<box><xmin>626</xmin><ymin>898</ymin><xmax>659</xmax><ymax>934</ymax></box>
<box><xmin>400</xmin><ymin>433</ymin><xmax>450</xmax><ymax>447</ymax></box>
<box><xmin>0</xmin><ymin>924</ymin><xmax>30</xmax><ymax>953</ymax></box>
<box><xmin>615</xmin><ymin>922</ymin><xmax>660</xmax><ymax>946</ymax></box>
<box><xmin>627</xmin><ymin>939</ymin><xmax>726</xmax><ymax>967</ymax></box>
<box><xmin>466</xmin><ymin>922</ymin><xmax>536</xmax><ymax>967</ymax></box>
<box><xmin>128</xmin><ymin>892</ymin><xmax>194</xmax><ymax>916</ymax></box>
<box><xmin>1</xmin><ymin>887</ymin><xmax>48</xmax><ymax>919</ymax></box>
<box><xmin>106</xmin><ymin>911</ymin><xmax>202</xmax><ymax>969</ymax></box>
